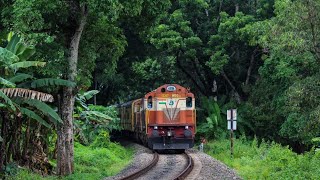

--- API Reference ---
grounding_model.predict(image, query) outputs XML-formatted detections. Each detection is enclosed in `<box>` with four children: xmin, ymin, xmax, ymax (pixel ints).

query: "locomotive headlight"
<box><xmin>185</xmin><ymin>125</ymin><xmax>189</xmax><ymax>129</ymax></box>
<box><xmin>167</xmin><ymin>131</ymin><xmax>172</xmax><ymax>136</ymax></box>
<box><xmin>154</xmin><ymin>126</ymin><xmax>158</xmax><ymax>130</ymax></box>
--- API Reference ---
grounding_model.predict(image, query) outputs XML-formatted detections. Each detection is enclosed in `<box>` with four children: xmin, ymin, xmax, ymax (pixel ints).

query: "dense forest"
<box><xmin>0</xmin><ymin>0</ymin><xmax>319</xmax><ymax>178</ymax></box>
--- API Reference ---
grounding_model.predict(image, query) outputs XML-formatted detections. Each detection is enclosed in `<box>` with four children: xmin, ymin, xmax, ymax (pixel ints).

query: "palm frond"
<box><xmin>0</xmin><ymin>90</ymin><xmax>16</xmax><ymax>111</ymax></box>
<box><xmin>9</xmin><ymin>73</ymin><xmax>33</xmax><ymax>83</ymax></box>
<box><xmin>0</xmin><ymin>88</ymin><xmax>54</xmax><ymax>102</ymax></box>
<box><xmin>21</xmin><ymin>99</ymin><xmax>62</xmax><ymax>124</ymax></box>
<box><xmin>0</xmin><ymin>77</ymin><xmax>16</xmax><ymax>87</ymax></box>
<box><xmin>20</xmin><ymin>107</ymin><xmax>51</xmax><ymax>128</ymax></box>
<box><xmin>31</xmin><ymin>78</ymin><xmax>76</xmax><ymax>88</ymax></box>
<box><xmin>9</xmin><ymin>61</ymin><xmax>46</xmax><ymax>72</ymax></box>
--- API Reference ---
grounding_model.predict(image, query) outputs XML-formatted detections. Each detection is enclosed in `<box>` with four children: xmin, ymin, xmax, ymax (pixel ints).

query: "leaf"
<box><xmin>17</xmin><ymin>47</ymin><xmax>36</xmax><ymax>61</ymax></box>
<box><xmin>0</xmin><ymin>47</ymin><xmax>19</xmax><ymax>64</ymax></box>
<box><xmin>14</xmin><ymin>42</ymin><xmax>27</xmax><ymax>55</ymax></box>
<box><xmin>20</xmin><ymin>107</ymin><xmax>51</xmax><ymax>128</ymax></box>
<box><xmin>82</xmin><ymin>110</ymin><xmax>113</xmax><ymax>121</ymax></box>
<box><xmin>0</xmin><ymin>88</ymin><xmax>54</xmax><ymax>102</ymax></box>
<box><xmin>82</xmin><ymin>90</ymin><xmax>99</xmax><ymax>100</ymax></box>
<box><xmin>0</xmin><ymin>77</ymin><xmax>16</xmax><ymax>88</ymax></box>
<box><xmin>9</xmin><ymin>73</ymin><xmax>33</xmax><ymax>83</ymax></box>
<box><xmin>9</xmin><ymin>61</ymin><xmax>46</xmax><ymax>72</ymax></box>
<box><xmin>7</xmin><ymin>31</ymin><xmax>14</xmax><ymax>42</ymax></box>
<box><xmin>0</xmin><ymin>135</ymin><xmax>2</xmax><ymax>142</ymax></box>
<box><xmin>31</xmin><ymin>78</ymin><xmax>76</xmax><ymax>88</ymax></box>
<box><xmin>6</xmin><ymin>33</ymin><xmax>20</xmax><ymax>52</ymax></box>
<box><xmin>21</xmin><ymin>99</ymin><xmax>62</xmax><ymax>124</ymax></box>
<box><xmin>0</xmin><ymin>90</ymin><xmax>16</xmax><ymax>111</ymax></box>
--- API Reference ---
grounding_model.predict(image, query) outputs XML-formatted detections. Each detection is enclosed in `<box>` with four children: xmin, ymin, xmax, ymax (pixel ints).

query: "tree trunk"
<box><xmin>57</xmin><ymin>5</ymin><xmax>88</xmax><ymax>176</ymax></box>
<box><xmin>245</xmin><ymin>47</ymin><xmax>258</xmax><ymax>85</ymax></box>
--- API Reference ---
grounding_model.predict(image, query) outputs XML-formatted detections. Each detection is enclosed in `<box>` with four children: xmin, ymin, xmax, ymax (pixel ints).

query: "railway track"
<box><xmin>120</xmin><ymin>152</ymin><xmax>194</xmax><ymax>180</ymax></box>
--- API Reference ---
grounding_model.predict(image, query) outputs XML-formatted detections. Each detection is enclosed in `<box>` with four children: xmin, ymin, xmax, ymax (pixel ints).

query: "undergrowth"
<box><xmin>206</xmin><ymin>136</ymin><xmax>320</xmax><ymax>179</ymax></box>
<box><xmin>7</xmin><ymin>141</ymin><xmax>133</xmax><ymax>180</ymax></box>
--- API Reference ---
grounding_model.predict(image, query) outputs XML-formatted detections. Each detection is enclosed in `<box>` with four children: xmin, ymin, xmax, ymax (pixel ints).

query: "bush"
<box><xmin>206</xmin><ymin>137</ymin><xmax>320</xmax><ymax>179</ymax></box>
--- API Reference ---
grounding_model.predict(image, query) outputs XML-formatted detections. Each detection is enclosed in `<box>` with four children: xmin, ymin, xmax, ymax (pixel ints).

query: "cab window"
<box><xmin>148</xmin><ymin>96</ymin><xmax>153</xmax><ymax>108</ymax></box>
<box><xmin>186</xmin><ymin>97</ymin><xmax>192</xmax><ymax>107</ymax></box>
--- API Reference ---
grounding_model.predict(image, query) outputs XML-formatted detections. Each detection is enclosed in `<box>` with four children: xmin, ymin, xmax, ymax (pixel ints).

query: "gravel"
<box><xmin>105</xmin><ymin>142</ymin><xmax>242</xmax><ymax>180</ymax></box>
<box><xmin>186</xmin><ymin>148</ymin><xmax>242</xmax><ymax>180</ymax></box>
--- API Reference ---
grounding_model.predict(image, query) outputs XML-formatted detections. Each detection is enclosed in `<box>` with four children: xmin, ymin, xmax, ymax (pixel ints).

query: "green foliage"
<box><xmin>20</xmin><ymin>98</ymin><xmax>62</xmax><ymax>124</ymax></box>
<box><xmin>207</xmin><ymin>137</ymin><xmax>320</xmax><ymax>179</ymax></box>
<box><xmin>30</xmin><ymin>78</ymin><xmax>76</xmax><ymax>88</ymax></box>
<box><xmin>20</xmin><ymin>107</ymin><xmax>51</xmax><ymax>128</ymax></box>
<box><xmin>73</xmin><ymin>90</ymin><xmax>120</xmax><ymax>145</ymax></box>
<box><xmin>0</xmin><ymin>90</ymin><xmax>16</xmax><ymax>111</ymax></box>
<box><xmin>6</xmin><ymin>142</ymin><xmax>134</xmax><ymax>180</ymax></box>
<box><xmin>197</xmin><ymin>96</ymin><xmax>225</xmax><ymax>139</ymax></box>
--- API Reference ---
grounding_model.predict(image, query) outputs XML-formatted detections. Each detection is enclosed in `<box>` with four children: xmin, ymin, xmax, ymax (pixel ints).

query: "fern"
<box><xmin>31</xmin><ymin>78</ymin><xmax>76</xmax><ymax>88</ymax></box>
<box><xmin>21</xmin><ymin>99</ymin><xmax>62</xmax><ymax>124</ymax></box>
<box><xmin>0</xmin><ymin>90</ymin><xmax>16</xmax><ymax>111</ymax></box>
<box><xmin>20</xmin><ymin>107</ymin><xmax>51</xmax><ymax>128</ymax></box>
<box><xmin>0</xmin><ymin>77</ymin><xmax>16</xmax><ymax>88</ymax></box>
<box><xmin>9</xmin><ymin>73</ymin><xmax>33</xmax><ymax>83</ymax></box>
<box><xmin>9</xmin><ymin>61</ymin><xmax>46</xmax><ymax>72</ymax></box>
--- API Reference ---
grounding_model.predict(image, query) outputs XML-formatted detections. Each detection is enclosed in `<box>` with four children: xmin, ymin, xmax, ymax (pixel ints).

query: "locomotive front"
<box><xmin>145</xmin><ymin>84</ymin><xmax>196</xmax><ymax>150</ymax></box>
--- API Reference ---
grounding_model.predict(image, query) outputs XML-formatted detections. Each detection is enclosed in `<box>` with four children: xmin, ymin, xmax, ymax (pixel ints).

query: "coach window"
<box><xmin>148</xmin><ymin>96</ymin><xmax>153</xmax><ymax>108</ymax></box>
<box><xmin>186</xmin><ymin>97</ymin><xmax>192</xmax><ymax>108</ymax></box>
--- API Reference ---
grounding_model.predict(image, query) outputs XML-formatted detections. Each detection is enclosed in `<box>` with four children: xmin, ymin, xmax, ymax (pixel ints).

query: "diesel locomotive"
<box><xmin>118</xmin><ymin>84</ymin><xmax>196</xmax><ymax>150</ymax></box>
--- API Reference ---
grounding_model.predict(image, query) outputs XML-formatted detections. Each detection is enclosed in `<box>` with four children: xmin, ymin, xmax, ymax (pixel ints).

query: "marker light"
<box><xmin>154</xmin><ymin>126</ymin><xmax>158</xmax><ymax>130</ymax></box>
<box><xmin>185</xmin><ymin>126</ymin><xmax>189</xmax><ymax>129</ymax></box>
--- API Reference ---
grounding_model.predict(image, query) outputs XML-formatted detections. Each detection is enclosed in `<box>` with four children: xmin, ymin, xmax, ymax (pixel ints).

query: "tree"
<box><xmin>4</xmin><ymin>0</ymin><xmax>171</xmax><ymax>175</ymax></box>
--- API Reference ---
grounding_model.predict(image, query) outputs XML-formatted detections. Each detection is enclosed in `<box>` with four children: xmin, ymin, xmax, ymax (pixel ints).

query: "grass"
<box><xmin>7</xmin><ymin>142</ymin><xmax>134</xmax><ymax>180</ymax></box>
<box><xmin>204</xmin><ymin>136</ymin><xmax>320</xmax><ymax>179</ymax></box>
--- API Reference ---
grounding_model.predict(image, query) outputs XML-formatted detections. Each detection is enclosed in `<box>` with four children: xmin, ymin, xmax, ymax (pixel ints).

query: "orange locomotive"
<box><xmin>119</xmin><ymin>84</ymin><xmax>196</xmax><ymax>150</ymax></box>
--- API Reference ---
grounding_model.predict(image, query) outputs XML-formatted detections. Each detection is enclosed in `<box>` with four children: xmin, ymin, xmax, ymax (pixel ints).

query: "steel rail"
<box><xmin>174</xmin><ymin>152</ymin><xmax>194</xmax><ymax>180</ymax></box>
<box><xmin>120</xmin><ymin>152</ymin><xmax>159</xmax><ymax>180</ymax></box>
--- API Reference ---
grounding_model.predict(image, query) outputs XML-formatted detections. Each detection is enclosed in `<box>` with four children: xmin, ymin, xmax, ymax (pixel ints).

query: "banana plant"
<box><xmin>0</xmin><ymin>32</ymin><xmax>65</xmax><ymax>128</ymax></box>
<box><xmin>73</xmin><ymin>90</ymin><xmax>114</xmax><ymax>144</ymax></box>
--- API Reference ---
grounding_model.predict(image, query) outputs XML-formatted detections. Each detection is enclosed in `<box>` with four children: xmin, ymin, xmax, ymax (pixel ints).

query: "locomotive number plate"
<box><xmin>160</xmin><ymin>94</ymin><xmax>181</xmax><ymax>98</ymax></box>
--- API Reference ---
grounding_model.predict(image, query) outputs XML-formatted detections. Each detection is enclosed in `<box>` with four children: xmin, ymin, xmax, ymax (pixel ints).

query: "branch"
<box><xmin>176</xmin><ymin>51</ymin><xmax>207</xmax><ymax>95</ymax></box>
<box><xmin>221</xmin><ymin>70</ymin><xmax>241</xmax><ymax>103</ymax></box>
<box><xmin>245</xmin><ymin>47</ymin><xmax>259</xmax><ymax>85</ymax></box>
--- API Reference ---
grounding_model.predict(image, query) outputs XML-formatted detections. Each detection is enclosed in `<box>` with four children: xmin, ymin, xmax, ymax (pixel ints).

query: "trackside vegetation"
<box><xmin>6</xmin><ymin>141</ymin><xmax>133</xmax><ymax>180</ymax></box>
<box><xmin>206</xmin><ymin>137</ymin><xmax>320</xmax><ymax>179</ymax></box>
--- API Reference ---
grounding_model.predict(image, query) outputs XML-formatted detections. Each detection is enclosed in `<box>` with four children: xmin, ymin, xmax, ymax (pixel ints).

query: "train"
<box><xmin>118</xmin><ymin>84</ymin><xmax>196</xmax><ymax>150</ymax></box>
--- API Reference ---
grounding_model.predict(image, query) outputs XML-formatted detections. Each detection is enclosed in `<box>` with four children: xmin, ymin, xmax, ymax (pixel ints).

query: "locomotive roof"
<box><xmin>144</xmin><ymin>84</ymin><xmax>194</xmax><ymax>98</ymax></box>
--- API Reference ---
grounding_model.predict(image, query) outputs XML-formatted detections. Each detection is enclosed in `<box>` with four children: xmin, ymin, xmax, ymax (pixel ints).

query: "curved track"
<box><xmin>120</xmin><ymin>152</ymin><xmax>159</xmax><ymax>180</ymax></box>
<box><xmin>120</xmin><ymin>152</ymin><xmax>194</xmax><ymax>180</ymax></box>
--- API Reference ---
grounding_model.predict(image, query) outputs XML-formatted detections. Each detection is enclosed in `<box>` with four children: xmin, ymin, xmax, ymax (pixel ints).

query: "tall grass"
<box><xmin>7</xmin><ymin>142</ymin><xmax>133</xmax><ymax>180</ymax></box>
<box><xmin>206</xmin><ymin>136</ymin><xmax>320</xmax><ymax>179</ymax></box>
